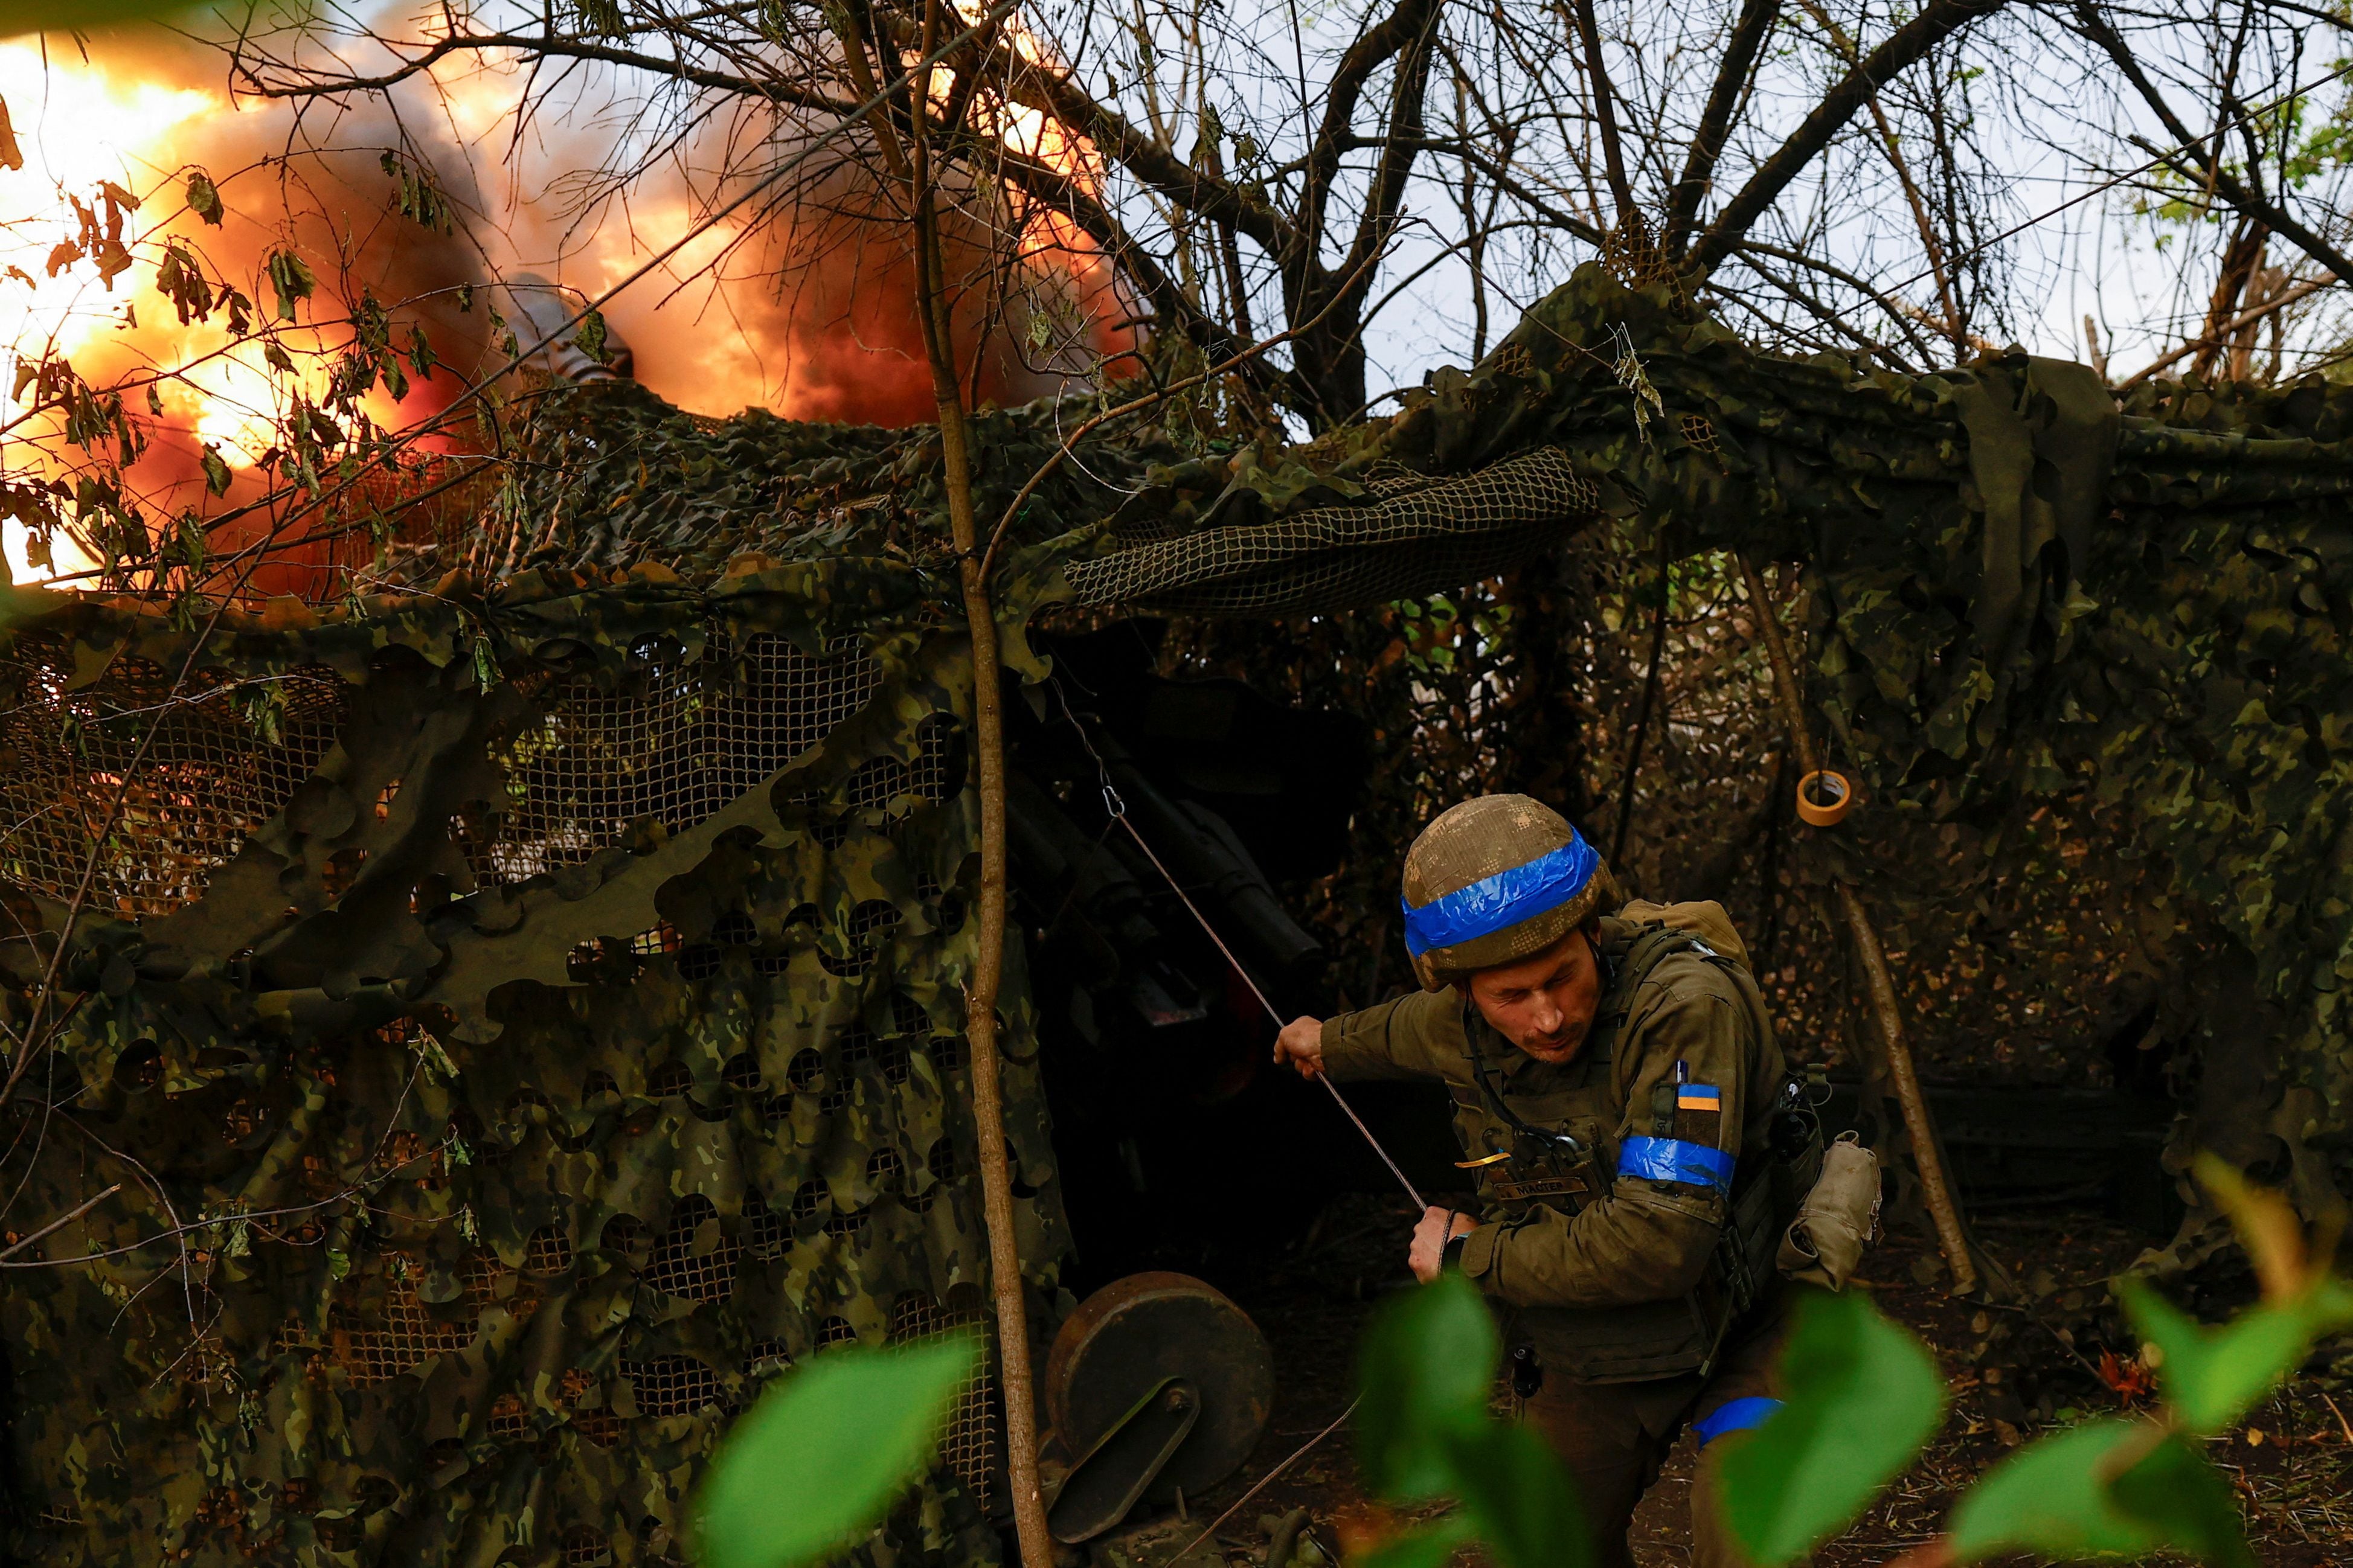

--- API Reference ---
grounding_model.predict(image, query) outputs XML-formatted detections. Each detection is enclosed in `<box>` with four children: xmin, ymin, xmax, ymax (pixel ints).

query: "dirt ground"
<box><xmin>1080</xmin><ymin>1194</ymin><xmax>2353</xmax><ymax>1568</ymax></box>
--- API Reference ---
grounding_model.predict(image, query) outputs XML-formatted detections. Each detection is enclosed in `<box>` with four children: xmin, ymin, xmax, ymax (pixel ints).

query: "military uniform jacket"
<box><xmin>1320</xmin><ymin>902</ymin><xmax>1784</xmax><ymax>1383</ymax></box>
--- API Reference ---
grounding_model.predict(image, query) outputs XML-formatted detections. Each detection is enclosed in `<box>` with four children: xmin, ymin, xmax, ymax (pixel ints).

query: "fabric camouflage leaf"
<box><xmin>0</xmin><ymin>554</ymin><xmax>1068</xmax><ymax>1567</ymax></box>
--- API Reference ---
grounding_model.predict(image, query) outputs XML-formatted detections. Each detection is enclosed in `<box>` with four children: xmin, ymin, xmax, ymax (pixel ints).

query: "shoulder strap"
<box><xmin>1588</xmin><ymin>922</ymin><xmax>1736</xmax><ymax>1066</ymax></box>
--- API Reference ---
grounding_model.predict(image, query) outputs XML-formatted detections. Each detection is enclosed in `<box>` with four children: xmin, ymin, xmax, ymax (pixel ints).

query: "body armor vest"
<box><xmin>1449</xmin><ymin>919</ymin><xmax>1819</xmax><ymax>1383</ymax></box>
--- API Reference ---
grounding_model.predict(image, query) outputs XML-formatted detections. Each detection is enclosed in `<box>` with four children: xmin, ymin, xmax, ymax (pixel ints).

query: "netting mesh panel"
<box><xmin>0</xmin><ymin>626</ymin><xmax>885</xmax><ymax>917</ymax></box>
<box><xmin>623</xmin><ymin>1355</ymin><xmax>730</xmax><ymax>1419</ymax></box>
<box><xmin>0</xmin><ymin>639</ymin><xmax>344</xmax><ymax>917</ymax></box>
<box><xmin>641</xmin><ymin>1195</ymin><xmax>740</xmax><ymax>1303</ymax></box>
<box><xmin>891</xmin><ymin>1293</ymin><xmax>997</xmax><ymax>1514</ymax></box>
<box><xmin>492</xmin><ymin>632</ymin><xmax>881</xmax><ymax>880</ymax></box>
<box><xmin>1064</xmin><ymin>447</ymin><xmax>1596</xmax><ymax>616</ymax></box>
<box><xmin>1136</xmin><ymin>525</ymin><xmax>1585</xmax><ymax>618</ymax></box>
<box><xmin>4</xmin><ymin>608</ymin><xmax>1058</xmax><ymax>1568</ymax></box>
<box><xmin>323</xmin><ymin>1272</ymin><xmax>488</xmax><ymax>1386</ymax></box>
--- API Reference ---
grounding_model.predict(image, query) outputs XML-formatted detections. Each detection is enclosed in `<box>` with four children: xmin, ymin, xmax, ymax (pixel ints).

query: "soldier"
<box><xmin>1274</xmin><ymin>795</ymin><xmax>1799</xmax><ymax>1568</ymax></box>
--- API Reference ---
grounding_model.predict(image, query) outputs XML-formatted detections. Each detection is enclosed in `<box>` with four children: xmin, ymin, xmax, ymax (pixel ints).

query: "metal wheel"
<box><xmin>1044</xmin><ymin>1272</ymin><xmax>1275</xmax><ymax>1501</ymax></box>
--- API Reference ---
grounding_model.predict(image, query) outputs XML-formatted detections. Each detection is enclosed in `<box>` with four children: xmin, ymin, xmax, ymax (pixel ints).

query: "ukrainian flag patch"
<box><xmin>1674</xmin><ymin>1082</ymin><xmax>1721</xmax><ymax>1143</ymax></box>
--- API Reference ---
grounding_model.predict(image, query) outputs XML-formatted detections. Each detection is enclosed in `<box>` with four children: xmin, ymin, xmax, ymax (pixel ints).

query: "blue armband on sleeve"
<box><xmin>1616</xmin><ymin>1135</ymin><xmax>1735</xmax><ymax>1190</ymax></box>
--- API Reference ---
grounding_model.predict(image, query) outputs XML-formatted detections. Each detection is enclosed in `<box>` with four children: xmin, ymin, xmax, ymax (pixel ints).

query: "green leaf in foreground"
<box><xmin>694</xmin><ymin>1336</ymin><xmax>976</xmax><ymax>1568</ymax></box>
<box><xmin>1947</xmin><ymin>1417</ymin><xmax>2253</xmax><ymax>1568</ymax></box>
<box><xmin>1442</xmin><ymin>1419</ymin><xmax>1594</xmax><ymax>1568</ymax></box>
<box><xmin>1355</xmin><ymin>1270</ymin><xmax>1499</xmax><ymax>1500</ymax></box>
<box><xmin>1354</xmin><ymin>1275</ymin><xmax>1594</xmax><ymax>1568</ymax></box>
<box><xmin>2120</xmin><ymin>1275</ymin><xmax>2353</xmax><ymax>1437</ymax></box>
<box><xmin>1716</xmin><ymin>1287</ymin><xmax>1946</xmax><ymax>1566</ymax></box>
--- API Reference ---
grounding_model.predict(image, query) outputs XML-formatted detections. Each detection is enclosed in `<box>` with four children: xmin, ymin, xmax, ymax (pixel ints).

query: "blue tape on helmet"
<box><xmin>1401</xmin><ymin>834</ymin><xmax>1599</xmax><ymax>957</ymax></box>
<box><xmin>1617</xmin><ymin>1135</ymin><xmax>1736</xmax><ymax>1190</ymax></box>
<box><xmin>1693</xmin><ymin>1397</ymin><xmax>1782</xmax><ymax>1447</ymax></box>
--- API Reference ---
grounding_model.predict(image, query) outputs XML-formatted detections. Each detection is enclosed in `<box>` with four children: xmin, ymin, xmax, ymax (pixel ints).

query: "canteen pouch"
<box><xmin>1776</xmin><ymin>1131</ymin><xmax>1880</xmax><ymax>1291</ymax></box>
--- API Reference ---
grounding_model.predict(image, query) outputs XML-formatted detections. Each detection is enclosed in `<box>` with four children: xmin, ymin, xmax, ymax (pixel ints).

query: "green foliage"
<box><xmin>573</xmin><ymin>306</ymin><xmax>611</xmax><ymax>365</ymax></box>
<box><xmin>1435</xmin><ymin>1416</ymin><xmax>1591</xmax><ymax>1568</ymax></box>
<box><xmin>380</xmin><ymin>149</ymin><xmax>457</xmax><ymax>234</ymax></box>
<box><xmin>695</xmin><ymin>1337</ymin><xmax>978</xmax><ymax>1568</ymax></box>
<box><xmin>265</xmin><ymin>248</ymin><xmax>315</xmax><ymax>322</ymax></box>
<box><xmin>1355</xmin><ymin>1269</ymin><xmax>1500</xmax><ymax>1499</ymax></box>
<box><xmin>1760</xmin><ymin>1161</ymin><xmax>2343</xmax><ymax>1561</ymax></box>
<box><xmin>153</xmin><ymin>239</ymin><xmax>215</xmax><ymax>324</ymax></box>
<box><xmin>1347</xmin><ymin>1196</ymin><xmax>2342</xmax><ymax>1568</ymax></box>
<box><xmin>184</xmin><ymin>170</ymin><xmax>223</xmax><ymax>225</ymax></box>
<box><xmin>1947</xmin><ymin>1419</ymin><xmax>2253</xmax><ymax>1568</ymax></box>
<box><xmin>1715</xmin><ymin>1288</ymin><xmax>1946</xmax><ymax>1565</ymax></box>
<box><xmin>1355</xmin><ymin>1273</ymin><xmax>1592</xmax><ymax>1568</ymax></box>
<box><xmin>2119</xmin><ymin>1274</ymin><xmax>2353</xmax><ymax>1436</ymax></box>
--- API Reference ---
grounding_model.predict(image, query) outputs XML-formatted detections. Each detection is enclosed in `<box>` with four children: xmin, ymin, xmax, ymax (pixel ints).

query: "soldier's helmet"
<box><xmin>1400</xmin><ymin>795</ymin><xmax>1617</xmax><ymax>991</ymax></box>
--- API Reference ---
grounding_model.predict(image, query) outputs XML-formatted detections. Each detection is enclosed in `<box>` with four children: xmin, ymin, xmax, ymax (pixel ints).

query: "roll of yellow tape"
<box><xmin>1796</xmin><ymin>769</ymin><xmax>1852</xmax><ymax>828</ymax></box>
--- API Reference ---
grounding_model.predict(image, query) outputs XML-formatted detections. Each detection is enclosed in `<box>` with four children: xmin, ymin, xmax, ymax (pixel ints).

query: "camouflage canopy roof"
<box><xmin>3</xmin><ymin>261</ymin><xmax>2351</xmax><ymax>1566</ymax></box>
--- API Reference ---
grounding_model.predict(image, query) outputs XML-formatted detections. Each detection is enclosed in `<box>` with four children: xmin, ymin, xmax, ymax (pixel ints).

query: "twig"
<box><xmin>0</xmin><ymin>1182</ymin><xmax>121</xmax><ymax>1261</ymax></box>
<box><xmin>974</xmin><ymin>241</ymin><xmax>1387</xmax><ymax>584</ymax></box>
<box><xmin>2118</xmin><ymin>276</ymin><xmax>2328</xmax><ymax>389</ymax></box>
<box><xmin>1171</xmin><ymin>1397</ymin><xmax>1359</xmax><ymax>1562</ymax></box>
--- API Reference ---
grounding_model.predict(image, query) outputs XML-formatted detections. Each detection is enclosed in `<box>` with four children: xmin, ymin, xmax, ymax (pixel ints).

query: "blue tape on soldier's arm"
<box><xmin>1400</xmin><ymin>834</ymin><xmax>1599</xmax><ymax>956</ymax></box>
<box><xmin>1616</xmin><ymin>1135</ymin><xmax>1735</xmax><ymax>1189</ymax></box>
<box><xmin>1693</xmin><ymin>1397</ymin><xmax>1783</xmax><ymax>1447</ymax></box>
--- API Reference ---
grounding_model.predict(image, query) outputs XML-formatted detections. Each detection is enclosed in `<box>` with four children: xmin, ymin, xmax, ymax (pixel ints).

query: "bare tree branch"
<box><xmin>1690</xmin><ymin>0</ymin><xmax>2009</xmax><ymax>273</ymax></box>
<box><xmin>2073</xmin><ymin>2</ymin><xmax>2353</xmax><ymax>284</ymax></box>
<box><xmin>1664</xmin><ymin>0</ymin><xmax>1782</xmax><ymax>258</ymax></box>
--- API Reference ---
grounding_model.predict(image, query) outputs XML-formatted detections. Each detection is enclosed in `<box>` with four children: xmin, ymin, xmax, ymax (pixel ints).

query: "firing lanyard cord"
<box><xmin>1053</xmin><ymin>689</ymin><xmax>1426</xmax><ymax>1210</ymax></box>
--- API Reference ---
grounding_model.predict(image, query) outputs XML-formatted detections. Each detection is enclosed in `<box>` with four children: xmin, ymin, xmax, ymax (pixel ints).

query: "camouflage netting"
<box><xmin>1069</xmin><ymin>263</ymin><xmax>2353</xmax><ymax>1250</ymax></box>
<box><xmin>5</xmin><ymin>260</ymin><xmax>2353</xmax><ymax>1565</ymax></box>
<box><xmin>0</xmin><ymin>557</ymin><xmax>1078</xmax><ymax>1566</ymax></box>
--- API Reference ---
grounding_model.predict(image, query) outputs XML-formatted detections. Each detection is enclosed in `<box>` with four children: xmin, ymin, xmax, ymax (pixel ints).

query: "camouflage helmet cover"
<box><xmin>1401</xmin><ymin>795</ymin><xmax>1617</xmax><ymax>990</ymax></box>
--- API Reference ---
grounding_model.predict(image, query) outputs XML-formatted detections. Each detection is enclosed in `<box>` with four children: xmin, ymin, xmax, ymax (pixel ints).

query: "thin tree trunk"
<box><xmin>1567</xmin><ymin>0</ymin><xmax>1637</xmax><ymax>227</ymax></box>
<box><xmin>1733</xmin><ymin>552</ymin><xmax>1982</xmax><ymax>1297</ymax></box>
<box><xmin>905</xmin><ymin>17</ymin><xmax>1051</xmax><ymax>1564</ymax></box>
<box><xmin>2191</xmin><ymin>219</ymin><xmax>2266</xmax><ymax>381</ymax></box>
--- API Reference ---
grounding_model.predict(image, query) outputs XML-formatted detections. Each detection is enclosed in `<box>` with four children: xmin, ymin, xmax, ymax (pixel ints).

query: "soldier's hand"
<box><xmin>1274</xmin><ymin>1016</ymin><xmax>1325</xmax><ymax>1078</ymax></box>
<box><xmin>1409</xmin><ymin>1206</ymin><xmax>1477</xmax><ymax>1284</ymax></box>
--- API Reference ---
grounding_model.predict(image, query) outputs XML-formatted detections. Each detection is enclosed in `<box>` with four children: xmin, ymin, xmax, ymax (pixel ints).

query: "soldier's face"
<box><xmin>1463</xmin><ymin>927</ymin><xmax>1602</xmax><ymax>1065</ymax></box>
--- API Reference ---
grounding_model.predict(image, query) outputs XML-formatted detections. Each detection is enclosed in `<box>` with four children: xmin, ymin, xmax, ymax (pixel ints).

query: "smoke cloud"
<box><xmin>0</xmin><ymin>21</ymin><xmax>1129</xmax><ymax>592</ymax></box>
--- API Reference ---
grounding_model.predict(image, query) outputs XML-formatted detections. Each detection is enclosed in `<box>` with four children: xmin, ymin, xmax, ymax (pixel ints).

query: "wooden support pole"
<box><xmin>1735</xmin><ymin>552</ymin><xmax>1982</xmax><ymax>1297</ymax></box>
<box><xmin>904</xmin><ymin>11</ymin><xmax>1051</xmax><ymax>1563</ymax></box>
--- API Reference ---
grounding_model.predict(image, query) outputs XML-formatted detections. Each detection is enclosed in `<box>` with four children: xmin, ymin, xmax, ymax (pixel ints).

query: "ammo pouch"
<box><xmin>1776</xmin><ymin>1131</ymin><xmax>1881</xmax><ymax>1291</ymax></box>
